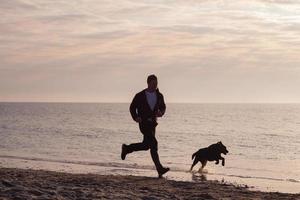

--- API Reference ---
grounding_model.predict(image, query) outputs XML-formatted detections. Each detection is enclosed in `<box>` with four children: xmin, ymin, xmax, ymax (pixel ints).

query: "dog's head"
<box><xmin>217</xmin><ymin>141</ymin><xmax>228</xmax><ymax>155</ymax></box>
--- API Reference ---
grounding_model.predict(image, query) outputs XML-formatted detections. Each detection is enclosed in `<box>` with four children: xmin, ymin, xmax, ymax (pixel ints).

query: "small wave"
<box><xmin>263</xmin><ymin>133</ymin><xmax>281</xmax><ymax>137</ymax></box>
<box><xmin>287</xmin><ymin>179</ymin><xmax>299</xmax><ymax>183</ymax></box>
<box><xmin>211</xmin><ymin>172</ymin><xmax>300</xmax><ymax>183</ymax></box>
<box><xmin>72</xmin><ymin>133</ymin><xmax>100</xmax><ymax>139</ymax></box>
<box><xmin>0</xmin><ymin>155</ymin><xmax>155</xmax><ymax>171</ymax></box>
<box><xmin>1</xmin><ymin>125</ymin><xmax>8</xmax><ymax>129</ymax></box>
<box><xmin>237</xmin><ymin>144</ymin><xmax>256</xmax><ymax>148</ymax></box>
<box><xmin>255</xmin><ymin>126</ymin><xmax>267</xmax><ymax>130</ymax></box>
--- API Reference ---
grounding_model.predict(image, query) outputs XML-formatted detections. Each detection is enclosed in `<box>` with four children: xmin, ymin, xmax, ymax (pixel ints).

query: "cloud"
<box><xmin>1</xmin><ymin>0</ymin><xmax>300</xmax><ymax>102</ymax></box>
<box><xmin>260</xmin><ymin>0</ymin><xmax>300</xmax><ymax>4</ymax></box>
<box><xmin>0</xmin><ymin>0</ymin><xmax>37</xmax><ymax>11</ymax></box>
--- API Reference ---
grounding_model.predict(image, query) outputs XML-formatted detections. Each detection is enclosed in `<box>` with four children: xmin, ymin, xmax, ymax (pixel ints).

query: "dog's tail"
<box><xmin>192</xmin><ymin>152</ymin><xmax>197</xmax><ymax>160</ymax></box>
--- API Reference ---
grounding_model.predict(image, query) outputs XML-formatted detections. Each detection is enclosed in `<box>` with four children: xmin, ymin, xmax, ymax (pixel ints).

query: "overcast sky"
<box><xmin>1</xmin><ymin>0</ymin><xmax>300</xmax><ymax>103</ymax></box>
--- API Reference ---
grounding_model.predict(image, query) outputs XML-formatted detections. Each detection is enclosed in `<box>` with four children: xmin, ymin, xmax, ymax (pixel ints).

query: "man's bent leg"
<box><xmin>121</xmin><ymin>141</ymin><xmax>149</xmax><ymax>160</ymax></box>
<box><xmin>126</xmin><ymin>141</ymin><xmax>149</xmax><ymax>153</ymax></box>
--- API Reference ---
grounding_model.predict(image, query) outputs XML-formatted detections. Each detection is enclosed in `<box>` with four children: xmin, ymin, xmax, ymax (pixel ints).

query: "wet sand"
<box><xmin>0</xmin><ymin>168</ymin><xmax>299</xmax><ymax>200</ymax></box>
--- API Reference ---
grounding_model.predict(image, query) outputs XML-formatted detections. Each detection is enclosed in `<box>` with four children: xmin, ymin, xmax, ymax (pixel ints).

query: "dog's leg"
<box><xmin>190</xmin><ymin>158</ymin><xmax>198</xmax><ymax>171</ymax></box>
<box><xmin>215</xmin><ymin>159</ymin><xmax>219</xmax><ymax>165</ymax></box>
<box><xmin>221</xmin><ymin>157</ymin><xmax>225</xmax><ymax>166</ymax></box>
<box><xmin>198</xmin><ymin>160</ymin><xmax>207</xmax><ymax>172</ymax></box>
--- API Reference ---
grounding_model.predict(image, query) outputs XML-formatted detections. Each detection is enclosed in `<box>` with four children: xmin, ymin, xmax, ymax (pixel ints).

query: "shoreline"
<box><xmin>1</xmin><ymin>155</ymin><xmax>299</xmax><ymax>194</ymax></box>
<box><xmin>1</xmin><ymin>168</ymin><xmax>299</xmax><ymax>200</ymax></box>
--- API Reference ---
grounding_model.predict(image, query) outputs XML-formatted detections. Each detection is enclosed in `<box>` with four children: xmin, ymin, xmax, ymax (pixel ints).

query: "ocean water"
<box><xmin>0</xmin><ymin>103</ymin><xmax>299</xmax><ymax>193</ymax></box>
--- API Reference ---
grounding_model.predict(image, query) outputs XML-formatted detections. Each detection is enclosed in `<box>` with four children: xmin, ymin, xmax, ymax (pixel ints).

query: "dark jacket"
<box><xmin>130</xmin><ymin>89</ymin><xmax>166</xmax><ymax>123</ymax></box>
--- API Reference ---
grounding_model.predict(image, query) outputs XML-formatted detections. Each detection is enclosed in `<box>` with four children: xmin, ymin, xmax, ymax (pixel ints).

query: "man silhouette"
<box><xmin>121</xmin><ymin>74</ymin><xmax>169</xmax><ymax>178</ymax></box>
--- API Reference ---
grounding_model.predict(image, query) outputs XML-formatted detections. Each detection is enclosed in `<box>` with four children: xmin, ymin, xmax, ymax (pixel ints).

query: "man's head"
<box><xmin>147</xmin><ymin>74</ymin><xmax>158</xmax><ymax>92</ymax></box>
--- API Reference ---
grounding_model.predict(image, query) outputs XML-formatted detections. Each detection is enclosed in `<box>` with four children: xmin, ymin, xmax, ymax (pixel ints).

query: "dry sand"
<box><xmin>0</xmin><ymin>168</ymin><xmax>299</xmax><ymax>200</ymax></box>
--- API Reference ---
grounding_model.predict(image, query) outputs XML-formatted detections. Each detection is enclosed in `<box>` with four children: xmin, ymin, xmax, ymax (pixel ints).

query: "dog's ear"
<box><xmin>218</xmin><ymin>141</ymin><xmax>222</xmax><ymax>144</ymax></box>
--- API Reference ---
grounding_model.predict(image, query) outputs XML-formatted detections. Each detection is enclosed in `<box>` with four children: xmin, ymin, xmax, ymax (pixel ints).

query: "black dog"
<box><xmin>190</xmin><ymin>141</ymin><xmax>228</xmax><ymax>171</ymax></box>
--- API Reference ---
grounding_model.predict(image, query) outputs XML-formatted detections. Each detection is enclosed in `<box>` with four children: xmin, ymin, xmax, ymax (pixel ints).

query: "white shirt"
<box><xmin>145</xmin><ymin>90</ymin><xmax>157</xmax><ymax>111</ymax></box>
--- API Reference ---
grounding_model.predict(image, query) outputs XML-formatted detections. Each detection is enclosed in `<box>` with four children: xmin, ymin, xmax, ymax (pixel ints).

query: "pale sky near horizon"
<box><xmin>1</xmin><ymin>0</ymin><xmax>300</xmax><ymax>103</ymax></box>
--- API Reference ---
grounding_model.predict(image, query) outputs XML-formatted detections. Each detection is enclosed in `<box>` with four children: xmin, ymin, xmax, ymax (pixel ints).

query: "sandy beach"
<box><xmin>0</xmin><ymin>168</ymin><xmax>299</xmax><ymax>200</ymax></box>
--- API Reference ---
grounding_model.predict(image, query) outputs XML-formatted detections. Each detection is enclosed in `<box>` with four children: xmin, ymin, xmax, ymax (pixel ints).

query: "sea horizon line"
<box><xmin>1</xmin><ymin>101</ymin><xmax>300</xmax><ymax>104</ymax></box>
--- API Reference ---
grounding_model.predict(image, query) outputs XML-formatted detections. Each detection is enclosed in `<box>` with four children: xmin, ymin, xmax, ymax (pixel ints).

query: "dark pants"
<box><xmin>126</xmin><ymin>121</ymin><xmax>163</xmax><ymax>171</ymax></box>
